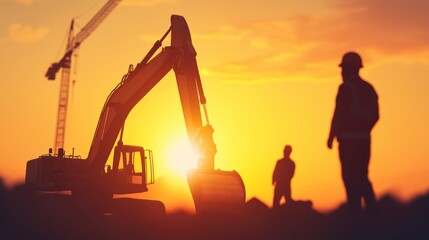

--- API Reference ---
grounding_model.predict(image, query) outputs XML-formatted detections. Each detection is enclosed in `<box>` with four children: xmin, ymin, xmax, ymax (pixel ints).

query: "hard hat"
<box><xmin>339</xmin><ymin>51</ymin><xmax>363</xmax><ymax>68</ymax></box>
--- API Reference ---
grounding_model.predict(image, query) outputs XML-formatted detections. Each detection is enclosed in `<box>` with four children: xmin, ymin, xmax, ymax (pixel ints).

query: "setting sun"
<box><xmin>165</xmin><ymin>137</ymin><xmax>198</xmax><ymax>176</ymax></box>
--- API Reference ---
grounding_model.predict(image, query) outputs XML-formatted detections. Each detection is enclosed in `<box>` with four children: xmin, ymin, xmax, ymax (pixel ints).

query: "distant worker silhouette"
<box><xmin>327</xmin><ymin>52</ymin><xmax>379</xmax><ymax>214</ymax></box>
<box><xmin>272</xmin><ymin>145</ymin><xmax>295</xmax><ymax>208</ymax></box>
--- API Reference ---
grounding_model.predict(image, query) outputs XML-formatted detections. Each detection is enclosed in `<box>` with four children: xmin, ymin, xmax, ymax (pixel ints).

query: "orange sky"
<box><xmin>1</xmin><ymin>0</ymin><xmax>429</xmax><ymax>213</ymax></box>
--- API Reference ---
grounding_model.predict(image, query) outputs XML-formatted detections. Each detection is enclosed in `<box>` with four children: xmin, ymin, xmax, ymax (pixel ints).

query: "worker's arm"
<box><xmin>291</xmin><ymin>161</ymin><xmax>296</xmax><ymax>178</ymax></box>
<box><xmin>370</xmin><ymin>88</ymin><xmax>379</xmax><ymax>130</ymax></box>
<box><xmin>272</xmin><ymin>162</ymin><xmax>278</xmax><ymax>185</ymax></box>
<box><xmin>328</xmin><ymin>85</ymin><xmax>347</xmax><ymax>149</ymax></box>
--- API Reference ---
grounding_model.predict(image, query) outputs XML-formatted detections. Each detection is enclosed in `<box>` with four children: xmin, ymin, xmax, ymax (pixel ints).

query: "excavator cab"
<box><xmin>105</xmin><ymin>144</ymin><xmax>154</xmax><ymax>194</ymax></box>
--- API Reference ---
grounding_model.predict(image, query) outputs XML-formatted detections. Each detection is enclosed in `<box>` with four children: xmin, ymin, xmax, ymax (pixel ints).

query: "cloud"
<box><xmin>201</xmin><ymin>20</ymin><xmax>339</xmax><ymax>83</ymax></box>
<box><xmin>193</xmin><ymin>26</ymin><xmax>246</xmax><ymax>41</ymax></box>
<box><xmin>202</xmin><ymin>0</ymin><xmax>429</xmax><ymax>82</ymax></box>
<box><xmin>121</xmin><ymin>0</ymin><xmax>176</xmax><ymax>6</ymax></box>
<box><xmin>7</xmin><ymin>23</ymin><xmax>49</xmax><ymax>43</ymax></box>
<box><xmin>15</xmin><ymin>0</ymin><xmax>40</xmax><ymax>5</ymax></box>
<box><xmin>305</xmin><ymin>0</ymin><xmax>429</xmax><ymax>55</ymax></box>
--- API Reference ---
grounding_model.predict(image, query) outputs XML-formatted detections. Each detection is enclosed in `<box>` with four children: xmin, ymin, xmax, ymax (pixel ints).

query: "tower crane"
<box><xmin>45</xmin><ymin>0</ymin><xmax>122</xmax><ymax>154</ymax></box>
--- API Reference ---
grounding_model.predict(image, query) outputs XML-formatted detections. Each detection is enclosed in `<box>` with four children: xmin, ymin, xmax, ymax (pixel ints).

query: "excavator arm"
<box><xmin>85</xmin><ymin>42</ymin><xmax>173</xmax><ymax>175</ymax></box>
<box><xmin>86</xmin><ymin>16</ymin><xmax>206</xmax><ymax>174</ymax></box>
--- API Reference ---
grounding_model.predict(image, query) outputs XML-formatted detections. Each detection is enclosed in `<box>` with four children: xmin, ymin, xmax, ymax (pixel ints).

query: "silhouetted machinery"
<box><xmin>26</xmin><ymin>15</ymin><xmax>245</xmax><ymax>214</ymax></box>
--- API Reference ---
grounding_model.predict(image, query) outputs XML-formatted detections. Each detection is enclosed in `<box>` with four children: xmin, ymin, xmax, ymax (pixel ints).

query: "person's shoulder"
<box><xmin>337</xmin><ymin>83</ymin><xmax>351</xmax><ymax>98</ymax></box>
<box><xmin>336</xmin><ymin>82</ymin><xmax>348</xmax><ymax>93</ymax></box>
<box><xmin>338</xmin><ymin>82</ymin><xmax>347</xmax><ymax>89</ymax></box>
<box><xmin>359</xmin><ymin>77</ymin><xmax>378</xmax><ymax>96</ymax></box>
<box><xmin>359</xmin><ymin>77</ymin><xmax>375</xmax><ymax>88</ymax></box>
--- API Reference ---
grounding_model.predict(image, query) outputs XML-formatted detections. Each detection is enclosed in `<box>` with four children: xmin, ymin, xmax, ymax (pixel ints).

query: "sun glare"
<box><xmin>165</xmin><ymin>138</ymin><xmax>198</xmax><ymax>176</ymax></box>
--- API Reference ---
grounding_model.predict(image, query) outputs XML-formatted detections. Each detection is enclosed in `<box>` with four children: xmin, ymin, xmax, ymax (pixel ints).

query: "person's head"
<box><xmin>339</xmin><ymin>51</ymin><xmax>363</xmax><ymax>80</ymax></box>
<box><xmin>283</xmin><ymin>145</ymin><xmax>292</xmax><ymax>157</ymax></box>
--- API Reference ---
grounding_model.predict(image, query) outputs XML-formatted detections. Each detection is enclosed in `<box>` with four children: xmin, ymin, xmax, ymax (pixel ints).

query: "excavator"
<box><xmin>25</xmin><ymin>15</ymin><xmax>245</xmax><ymax>214</ymax></box>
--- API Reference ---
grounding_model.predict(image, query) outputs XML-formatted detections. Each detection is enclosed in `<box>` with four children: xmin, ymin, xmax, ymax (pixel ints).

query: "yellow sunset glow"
<box><xmin>165</xmin><ymin>137</ymin><xmax>198</xmax><ymax>176</ymax></box>
<box><xmin>1</xmin><ymin>0</ymin><xmax>429</xmax><ymax>214</ymax></box>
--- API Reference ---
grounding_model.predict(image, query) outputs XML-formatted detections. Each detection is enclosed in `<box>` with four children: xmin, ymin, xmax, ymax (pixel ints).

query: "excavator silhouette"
<box><xmin>25</xmin><ymin>15</ymin><xmax>245</xmax><ymax>214</ymax></box>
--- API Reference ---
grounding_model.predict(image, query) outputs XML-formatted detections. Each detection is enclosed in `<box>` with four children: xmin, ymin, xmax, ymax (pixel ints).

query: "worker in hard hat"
<box><xmin>327</xmin><ymin>51</ymin><xmax>379</xmax><ymax>214</ymax></box>
<box><xmin>272</xmin><ymin>145</ymin><xmax>295</xmax><ymax>208</ymax></box>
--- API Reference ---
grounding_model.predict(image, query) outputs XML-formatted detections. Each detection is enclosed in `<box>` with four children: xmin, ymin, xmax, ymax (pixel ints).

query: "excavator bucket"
<box><xmin>187</xmin><ymin>169</ymin><xmax>246</xmax><ymax>214</ymax></box>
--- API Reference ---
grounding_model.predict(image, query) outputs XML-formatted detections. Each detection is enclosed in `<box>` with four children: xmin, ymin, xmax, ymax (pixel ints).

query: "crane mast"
<box><xmin>47</xmin><ymin>0</ymin><xmax>121</xmax><ymax>154</ymax></box>
<box><xmin>54</xmin><ymin>21</ymin><xmax>73</xmax><ymax>154</ymax></box>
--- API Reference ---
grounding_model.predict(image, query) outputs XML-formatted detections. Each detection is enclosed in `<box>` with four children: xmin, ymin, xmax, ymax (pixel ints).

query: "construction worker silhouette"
<box><xmin>328</xmin><ymin>52</ymin><xmax>379</xmax><ymax>214</ymax></box>
<box><xmin>272</xmin><ymin>145</ymin><xmax>295</xmax><ymax>208</ymax></box>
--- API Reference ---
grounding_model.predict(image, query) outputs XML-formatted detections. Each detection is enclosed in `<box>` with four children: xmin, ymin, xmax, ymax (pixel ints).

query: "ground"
<box><xmin>1</xmin><ymin>181</ymin><xmax>428</xmax><ymax>240</ymax></box>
